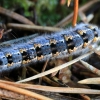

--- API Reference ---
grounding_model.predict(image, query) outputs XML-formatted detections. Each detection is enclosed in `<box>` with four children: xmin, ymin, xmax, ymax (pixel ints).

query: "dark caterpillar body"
<box><xmin>0</xmin><ymin>23</ymin><xmax>99</xmax><ymax>72</ymax></box>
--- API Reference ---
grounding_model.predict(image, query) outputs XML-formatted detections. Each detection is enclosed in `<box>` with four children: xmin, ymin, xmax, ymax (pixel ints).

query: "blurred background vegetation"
<box><xmin>0</xmin><ymin>0</ymin><xmax>88</xmax><ymax>26</ymax></box>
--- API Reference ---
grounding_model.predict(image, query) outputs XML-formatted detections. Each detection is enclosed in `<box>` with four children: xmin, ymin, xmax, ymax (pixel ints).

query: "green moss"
<box><xmin>0</xmin><ymin>0</ymin><xmax>88</xmax><ymax>26</ymax></box>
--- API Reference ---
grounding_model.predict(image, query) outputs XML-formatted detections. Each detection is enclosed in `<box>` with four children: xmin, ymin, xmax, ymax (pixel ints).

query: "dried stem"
<box><xmin>0</xmin><ymin>88</ymin><xmax>34</xmax><ymax>100</ymax></box>
<box><xmin>7</xmin><ymin>23</ymin><xmax>62</xmax><ymax>32</ymax></box>
<box><xmin>55</xmin><ymin>0</ymin><xmax>99</xmax><ymax>27</ymax></box>
<box><xmin>0</xmin><ymin>29</ymin><xmax>4</xmax><ymax>39</ymax></box>
<box><xmin>72</xmin><ymin>0</ymin><xmax>79</xmax><ymax>27</ymax></box>
<box><xmin>80</xmin><ymin>94</ymin><xmax>90</xmax><ymax>100</ymax></box>
<box><xmin>0</xmin><ymin>82</ymin><xmax>52</xmax><ymax>100</ymax></box>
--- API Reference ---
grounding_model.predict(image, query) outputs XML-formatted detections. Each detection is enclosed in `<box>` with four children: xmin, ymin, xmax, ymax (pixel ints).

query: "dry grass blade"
<box><xmin>95</xmin><ymin>50</ymin><xmax>100</xmax><ymax>56</ymax></box>
<box><xmin>67</xmin><ymin>0</ymin><xmax>71</xmax><ymax>7</ymax></box>
<box><xmin>0</xmin><ymin>80</ymin><xmax>100</xmax><ymax>94</ymax></box>
<box><xmin>0</xmin><ymin>7</ymin><xmax>34</xmax><ymax>25</ymax></box>
<box><xmin>52</xmin><ymin>78</ymin><xmax>90</xmax><ymax>100</ymax></box>
<box><xmin>0</xmin><ymin>82</ymin><xmax>52</xmax><ymax>100</ymax></box>
<box><xmin>3</xmin><ymin>29</ymin><xmax>12</xmax><ymax>35</ymax></box>
<box><xmin>17</xmin><ymin>51</ymin><xmax>94</xmax><ymax>83</ymax></box>
<box><xmin>80</xmin><ymin>60</ymin><xmax>100</xmax><ymax>76</ymax></box>
<box><xmin>79</xmin><ymin>12</ymin><xmax>88</xmax><ymax>23</ymax></box>
<box><xmin>14</xmin><ymin>85</ymin><xmax>100</xmax><ymax>94</ymax></box>
<box><xmin>78</xmin><ymin>78</ymin><xmax>100</xmax><ymax>84</ymax></box>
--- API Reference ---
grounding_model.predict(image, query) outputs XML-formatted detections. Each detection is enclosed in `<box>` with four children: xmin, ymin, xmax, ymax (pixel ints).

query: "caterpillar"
<box><xmin>0</xmin><ymin>23</ymin><xmax>99</xmax><ymax>72</ymax></box>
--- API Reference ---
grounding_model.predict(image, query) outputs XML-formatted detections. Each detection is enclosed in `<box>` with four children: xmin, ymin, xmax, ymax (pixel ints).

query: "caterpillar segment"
<box><xmin>77</xmin><ymin>24</ymin><xmax>97</xmax><ymax>47</ymax></box>
<box><xmin>49</xmin><ymin>34</ymin><xmax>67</xmax><ymax>59</ymax></box>
<box><xmin>34</xmin><ymin>44</ymin><xmax>44</xmax><ymax>60</ymax></box>
<box><xmin>6</xmin><ymin>53</ymin><xmax>13</xmax><ymax>67</ymax></box>
<box><xmin>87</xmin><ymin>25</ymin><xmax>99</xmax><ymax>42</ymax></box>
<box><xmin>50</xmin><ymin>39</ymin><xmax>59</xmax><ymax>57</ymax></box>
<box><xmin>0</xmin><ymin>48</ymin><xmax>22</xmax><ymax>72</ymax></box>
<box><xmin>64</xmin><ymin>35</ymin><xmax>76</xmax><ymax>53</ymax></box>
<box><xmin>20</xmin><ymin>49</ymin><xmax>30</xmax><ymax>64</ymax></box>
<box><xmin>49</xmin><ymin>34</ymin><xmax>68</xmax><ymax>57</ymax></box>
<box><xmin>33</xmin><ymin>36</ymin><xmax>52</xmax><ymax>61</ymax></box>
<box><xmin>0</xmin><ymin>23</ymin><xmax>99</xmax><ymax>72</ymax></box>
<box><xmin>77</xmin><ymin>30</ymin><xmax>89</xmax><ymax>47</ymax></box>
<box><xmin>18</xmin><ymin>44</ymin><xmax>37</xmax><ymax>65</ymax></box>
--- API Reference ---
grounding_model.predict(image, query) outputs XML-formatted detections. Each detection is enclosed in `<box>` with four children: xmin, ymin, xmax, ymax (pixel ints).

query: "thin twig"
<box><xmin>52</xmin><ymin>76</ymin><xmax>68</xmax><ymax>86</ymax></box>
<box><xmin>0</xmin><ymin>7</ymin><xmax>34</xmax><ymax>25</ymax></box>
<box><xmin>0</xmin><ymin>29</ymin><xmax>4</xmax><ymax>39</ymax></box>
<box><xmin>7</xmin><ymin>23</ymin><xmax>62</xmax><ymax>32</ymax></box>
<box><xmin>4</xmin><ymin>29</ymin><xmax>12</xmax><ymax>35</ymax></box>
<box><xmin>28</xmin><ymin>67</ymin><xmax>60</xmax><ymax>86</ymax></box>
<box><xmin>39</xmin><ymin>60</ymin><xmax>49</xmax><ymax>84</ymax></box>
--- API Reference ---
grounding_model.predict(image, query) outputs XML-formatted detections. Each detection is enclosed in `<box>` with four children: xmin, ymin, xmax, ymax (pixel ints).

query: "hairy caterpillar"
<box><xmin>0</xmin><ymin>23</ymin><xmax>99</xmax><ymax>72</ymax></box>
